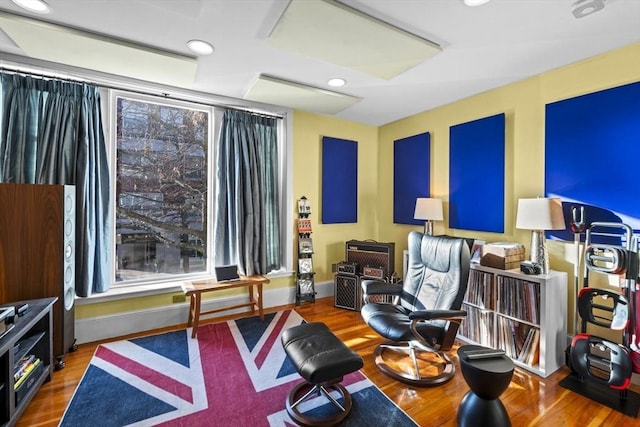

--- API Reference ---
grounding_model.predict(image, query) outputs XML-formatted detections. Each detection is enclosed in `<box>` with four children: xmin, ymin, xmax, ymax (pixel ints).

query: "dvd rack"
<box><xmin>0</xmin><ymin>298</ymin><xmax>56</xmax><ymax>426</ymax></box>
<box><xmin>295</xmin><ymin>196</ymin><xmax>315</xmax><ymax>305</ymax></box>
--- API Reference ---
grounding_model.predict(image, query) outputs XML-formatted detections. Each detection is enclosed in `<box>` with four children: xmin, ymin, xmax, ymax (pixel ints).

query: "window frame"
<box><xmin>108</xmin><ymin>90</ymin><xmax>293</xmax><ymax>291</ymax></box>
<box><xmin>110</xmin><ymin>91</ymin><xmax>214</xmax><ymax>286</ymax></box>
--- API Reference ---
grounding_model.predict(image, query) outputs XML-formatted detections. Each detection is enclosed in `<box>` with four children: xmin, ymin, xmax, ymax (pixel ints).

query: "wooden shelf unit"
<box><xmin>458</xmin><ymin>264</ymin><xmax>567</xmax><ymax>378</ymax></box>
<box><xmin>0</xmin><ymin>298</ymin><xmax>56</xmax><ymax>427</ymax></box>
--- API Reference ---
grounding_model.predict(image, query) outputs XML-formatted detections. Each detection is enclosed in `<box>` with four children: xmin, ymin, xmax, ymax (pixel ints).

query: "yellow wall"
<box><xmin>378</xmin><ymin>42</ymin><xmax>640</xmax><ymax>331</ymax></box>
<box><xmin>378</xmin><ymin>66</ymin><xmax>549</xmax><ymax>271</ymax></box>
<box><xmin>78</xmin><ymin>42</ymin><xmax>640</xmax><ymax>329</ymax></box>
<box><xmin>292</xmin><ymin>111</ymin><xmax>379</xmax><ymax>282</ymax></box>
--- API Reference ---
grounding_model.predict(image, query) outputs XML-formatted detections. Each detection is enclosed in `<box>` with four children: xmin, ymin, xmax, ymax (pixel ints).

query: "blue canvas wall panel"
<box><xmin>393</xmin><ymin>132</ymin><xmax>431</xmax><ymax>225</ymax></box>
<box><xmin>545</xmin><ymin>81</ymin><xmax>640</xmax><ymax>242</ymax></box>
<box><xmin>449</xmin><ymin>113</ymin><xmax>505</xmax><ymax>233</ymax></box>
<box><xmin>321</xmin><ymin>136</ymin><xmax>358</xmax><ymax>224</ymax></box>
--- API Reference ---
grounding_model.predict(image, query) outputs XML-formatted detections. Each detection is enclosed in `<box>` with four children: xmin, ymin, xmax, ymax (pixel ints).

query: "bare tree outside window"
<box><xmin>115</xmin><ymin>97</ymin><xmax>209</xmax><ymax>282</ymax></box>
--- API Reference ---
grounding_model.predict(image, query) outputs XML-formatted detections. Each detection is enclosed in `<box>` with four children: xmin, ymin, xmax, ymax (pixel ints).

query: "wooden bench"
<box><xmin>182</xmin><ymin>275</ymin><xmax>269</xmax><ymax>338</ymax></box>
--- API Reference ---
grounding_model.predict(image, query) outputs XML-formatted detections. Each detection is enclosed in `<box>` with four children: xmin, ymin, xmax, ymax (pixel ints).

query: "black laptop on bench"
<box><xmin>215</xmin><ymin>265</ymin><xmax>240</xmax><ymax>282</ymax></box>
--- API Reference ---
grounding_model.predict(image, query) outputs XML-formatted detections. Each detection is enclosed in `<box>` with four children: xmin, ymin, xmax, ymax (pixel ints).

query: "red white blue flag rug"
<box><xmin>60</xmin><ymin>310</ymin><xmax>417</xmax><ymax>426</ymax></box>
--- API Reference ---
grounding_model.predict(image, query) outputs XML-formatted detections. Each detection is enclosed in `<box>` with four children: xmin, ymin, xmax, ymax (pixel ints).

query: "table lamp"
<box><xmin>414</xmin><ymin>198</ymin><xmax>443</xmax><ymax>235</ymax></box>
<box><xmin>515</xmin><ymin>197</ymin><xmax>566</xmax><ymax>274</ymax></box>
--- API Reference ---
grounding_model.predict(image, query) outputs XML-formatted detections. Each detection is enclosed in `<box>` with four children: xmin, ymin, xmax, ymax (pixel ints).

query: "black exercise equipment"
<box><xmin>562</xmin><ymin>221</ymin><xmax>640</xmax><ymax>417</ymax></box>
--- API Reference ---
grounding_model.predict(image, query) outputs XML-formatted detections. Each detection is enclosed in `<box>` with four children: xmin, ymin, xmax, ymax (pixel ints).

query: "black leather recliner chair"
<box><xmin>361</xmin><ymin>232</ymin><xmax>471</xmax><ymax>386</ymax></box>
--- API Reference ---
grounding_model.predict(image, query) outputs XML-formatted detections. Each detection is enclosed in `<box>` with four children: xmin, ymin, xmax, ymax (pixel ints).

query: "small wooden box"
<box><xmin>481</xmin><ymin>242</ymin><xmax>525</xmax><ymax>270</ymax></box>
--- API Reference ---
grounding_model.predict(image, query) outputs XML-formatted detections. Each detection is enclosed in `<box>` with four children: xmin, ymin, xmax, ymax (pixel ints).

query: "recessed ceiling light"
<box><xmin>463</xmin><ymin>0</ymin><xmax>491</xmax><ymax>6</ymax></box>
<box><xmin>328</xmin><ymin>78</ymin><xmax>346</xmax><ymax>87</ymax></box>
<box><xmin>11</xmin><ymin>0</ymin><xmax>51</xmax><ymax>14</ymax></box>
<box><xmin>186</xmin><ymin>39</ymin><xmax>214</xmax><ymax>56</ymax></box>
<box><xmin>572</xmin><ymin>0</ymin><xmax>606</xmax><ymax>18</ymax></box>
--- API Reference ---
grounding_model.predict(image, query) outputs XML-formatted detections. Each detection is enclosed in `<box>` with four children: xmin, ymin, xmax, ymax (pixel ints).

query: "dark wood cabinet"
<box><xmin>0</xmin><ymin>298</ymin><xmax>56</xmax><ymax>427</ymax></box>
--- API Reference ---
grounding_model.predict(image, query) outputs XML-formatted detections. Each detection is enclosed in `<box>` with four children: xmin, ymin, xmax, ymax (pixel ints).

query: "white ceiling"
<box><xmin>0</xmin><ymin>0</ymin><xmax>638</xmax><ymax>126</ymax></box>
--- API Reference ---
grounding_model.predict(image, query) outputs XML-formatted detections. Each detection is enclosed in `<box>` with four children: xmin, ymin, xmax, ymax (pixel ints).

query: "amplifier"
<box><xmin>362</xmin><ymin>266</ymin><xmax>385</xmax><ymax>279</ymax></box>
<box><xmin>337</xmin><ymin>262</ymin><xmax>358</xmax><ymax>275</ymax></box>
<box><xmin>334</xmin><ymin>274</ymin><xmax>362</xmax><ymax>311</ymax></box>
<box><xmin>346</xmin><ymin>240</ymin><xmax>395</xmax><ymax>279</ymax></box>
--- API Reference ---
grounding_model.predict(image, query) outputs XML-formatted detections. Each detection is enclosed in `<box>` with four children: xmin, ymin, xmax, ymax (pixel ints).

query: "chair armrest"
<box><xmin>409</xmin><ymin>309</ymin><xmax>467</xmax><ymax>321</ymax></box>
<box><xmin>361</xmin><ymin>279</ymin><xmax>403</xmax><ymax>297</ymax></box>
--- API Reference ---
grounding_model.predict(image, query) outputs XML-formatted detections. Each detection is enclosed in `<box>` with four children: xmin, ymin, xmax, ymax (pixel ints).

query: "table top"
<box><xmin>457</xmin><ymin>344</ymin><xmax>514</xmax><ymax>374</ymax></box>
<box><xmin>182</xmin><ymin>275</ymin><xmax>269</xmax><ymax>295</ymax></box>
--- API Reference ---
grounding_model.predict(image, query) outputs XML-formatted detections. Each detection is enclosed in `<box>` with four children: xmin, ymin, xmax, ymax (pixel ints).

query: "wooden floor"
<box><xmin>18</xmin><ymin>297</ymin><xmax>640</xmax><ymax>427</ymax></box>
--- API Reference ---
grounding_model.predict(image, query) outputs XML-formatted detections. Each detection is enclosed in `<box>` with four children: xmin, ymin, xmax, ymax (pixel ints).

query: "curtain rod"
<box><xmin>0</xmin><ymin>66</ymin><xmax>284</xmax><ymax>120</ymax></box>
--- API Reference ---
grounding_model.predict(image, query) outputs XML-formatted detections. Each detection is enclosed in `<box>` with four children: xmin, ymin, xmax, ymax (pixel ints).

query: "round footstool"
<box><xmin>457</xmin><ymin>345</ymin><xmax>514</xmax><ymax>427</ymax></box>
<box><xmin>281</xmin><ymin>322</ymin><xmax>364</xmax><ymax>426</ymax></box>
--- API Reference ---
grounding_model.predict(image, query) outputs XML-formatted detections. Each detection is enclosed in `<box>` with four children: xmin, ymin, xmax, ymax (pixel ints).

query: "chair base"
<box><xmin>286</xmin><ymin>381</ymin><xmax>353</xmax><ymax>427</ymax></box>
<box><xmin>374</xmin><ymin>342</ymin><xmax>455</xmax><ymax>387</ymax></box>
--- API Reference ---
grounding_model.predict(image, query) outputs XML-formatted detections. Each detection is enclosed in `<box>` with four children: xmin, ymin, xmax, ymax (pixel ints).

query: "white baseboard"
<box><xmin>74</xmin><ymin>280</ymin><xmax>333</xmax><ymax>344</ymax></box>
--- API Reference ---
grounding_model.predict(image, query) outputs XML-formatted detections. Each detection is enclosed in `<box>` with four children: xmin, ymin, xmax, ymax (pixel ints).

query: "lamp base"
<box><xmin>530</xmin><ymin>230</ymin><xmax>549</xmax><ymax>274</ymax></box>
<box><xmin>424</xmin><ymin>220</ymin><xmax>434</xmax><ymax>236</ymax></box>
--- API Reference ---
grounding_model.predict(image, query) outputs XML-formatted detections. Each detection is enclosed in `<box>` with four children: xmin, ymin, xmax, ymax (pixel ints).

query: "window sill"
<box><xmin>74</xmin><ymin>281</ymin><xmax>185</xmax><ymax>305</ymax></box>
<box><xmin>74</xmin><ymin>270</ymin><xmax>293</xmax><ymax>305</ymax></box>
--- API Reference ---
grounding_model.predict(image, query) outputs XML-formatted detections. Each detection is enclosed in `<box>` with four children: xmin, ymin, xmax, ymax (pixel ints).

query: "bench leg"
<box><xmin>257</xmin><ymin>283</ymin><xmax>264</xmax><ymax>321</ymax></box>
<box><xmin>248</xmin><ymin>283</ymin><xmax>264</xmax><ymax>321</ymax></box>
<box><xmin>187</xmin><ymin>295</ymin><xmax>195</xmax><ymax>327</ymax></box>
<box><xmin>190</xmin><ymin>293</ymin><xmax>201</xmax><ymax>338</ymax></box>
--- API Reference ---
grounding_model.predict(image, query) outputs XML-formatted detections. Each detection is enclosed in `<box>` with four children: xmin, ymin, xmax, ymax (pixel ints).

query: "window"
<box><xmin>112</xmin><ymin>92</ymin><xmax>288</xmax><ymax>287</ymax></box>
<box><xmin>114</xmin><ymin>95</ymin><xmax>210</xmax><ymax>283</ymax></box>
<box><xmin>0</xmin><ymin>62</ymin><xmax>291</xmax><ymax>294</ymax></box>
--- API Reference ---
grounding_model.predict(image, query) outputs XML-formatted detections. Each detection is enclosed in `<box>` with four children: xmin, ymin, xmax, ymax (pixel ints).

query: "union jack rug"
<box><xmin>60</xmin><ymin>310</ymin><xmax>417</xmax><ymax>426</ymax></box>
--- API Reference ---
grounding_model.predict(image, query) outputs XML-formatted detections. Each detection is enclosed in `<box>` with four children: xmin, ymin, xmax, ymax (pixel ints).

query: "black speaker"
<box><xmin>346</xmin><ymin>240</ymin><xmax>395</xmax><ymax>279</ymax></box>
<box><xmin>336</xmin><ymin>261</ymin><xmax>357</xmax><ymax>275</ymax></box>
<box><xmin>334</xmin><ymin>274</ymin><xmax>361</xmax><ymax>311</ymax></box>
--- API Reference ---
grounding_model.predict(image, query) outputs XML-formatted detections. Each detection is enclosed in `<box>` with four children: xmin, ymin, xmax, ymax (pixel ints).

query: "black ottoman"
<box><xmin>281</xmin><ymin>322</ymin><xmax>364</xmax><ymax>426</ymax></box>
<box><xmin>457</xmin><ymin>345</ymin><xmax>514</xmax><ymax>427</ymax></box>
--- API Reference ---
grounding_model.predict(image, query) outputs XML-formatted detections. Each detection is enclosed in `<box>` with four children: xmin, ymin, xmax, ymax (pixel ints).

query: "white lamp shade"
<box><xmin>515</xmin><ymin>198</ymin><xmax>566</xmax><ymax>230</ymax></box>
<box><xmin>414</xmin><ymin>198</ymin><xmax>443</xmax><ymax>221</ymax></box>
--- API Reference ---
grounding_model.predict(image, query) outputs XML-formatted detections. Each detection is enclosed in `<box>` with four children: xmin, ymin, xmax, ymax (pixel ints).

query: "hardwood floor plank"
<box><xmin>15</xmin><ymin>297</ymin><xmax>640</xmax><ymax>426</ymax></box>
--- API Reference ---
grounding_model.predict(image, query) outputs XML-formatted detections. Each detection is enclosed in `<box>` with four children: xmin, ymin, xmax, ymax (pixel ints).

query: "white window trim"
<box><xmin>109</xmin><ymin>91</ymin><xmax>216</xmax><ymax>287</ymax></box>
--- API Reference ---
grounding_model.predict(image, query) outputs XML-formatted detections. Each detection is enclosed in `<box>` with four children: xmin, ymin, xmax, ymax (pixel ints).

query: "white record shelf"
<box><xmin>458</xmin><ymin>263</ymin><xmax>567</xmax><ymax>378</ymax></box>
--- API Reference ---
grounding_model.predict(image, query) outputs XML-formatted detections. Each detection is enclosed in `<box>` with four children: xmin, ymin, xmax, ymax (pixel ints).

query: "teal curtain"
<box><xmin>0</xmin><ymin>73</ymin><xmax>111</xmax><ymax>296</ymax></box>
<box><xmin>214</xmin><ymin>110</ymin><xmax>280</xmax><ymax>275</ymax></box>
